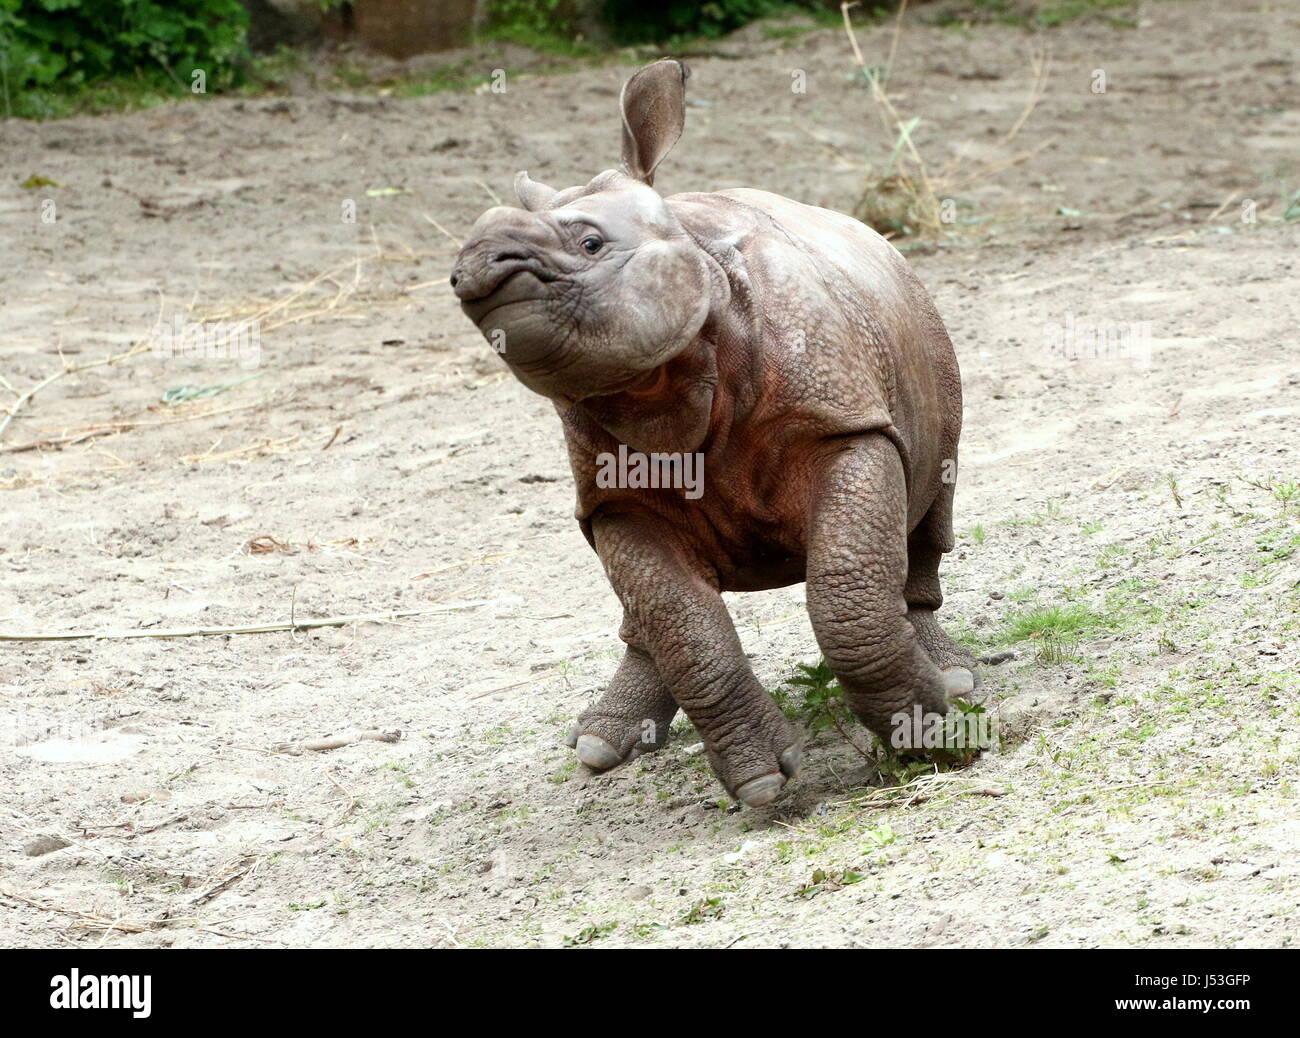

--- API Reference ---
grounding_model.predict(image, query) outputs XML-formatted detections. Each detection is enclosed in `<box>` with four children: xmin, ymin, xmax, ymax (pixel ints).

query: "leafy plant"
<box><xmin>679</xmin><ymin>896</ymin><xmax>725</xmax><ymax>924</ymax></box>
<box><xmin>784</xmin><ymin>658</ymin><xmax>855</xmax><ymax>735</ymax></box>
<box><xmin>563</xmin><ymin>920</ymin><xmax>617</xmax><ymax>946</ymax></box>
<box><xmin>780</xmin><ymin>659</ymin><xmax>989</xmax><ymax>775</ymax></box>
<box><xmin>602</xmin><ymin>0</ymin><xmax>828</xmax><ymax>46</ymax></box>
<box><xmin>0</xmin><ymin>0</ymin><xmax>250</xmax><ymax>118</ymax></box>
<box><xmin>793</xmin><ymin>867</ymin><xmax>866</xmax><ymax>899</ymax></box>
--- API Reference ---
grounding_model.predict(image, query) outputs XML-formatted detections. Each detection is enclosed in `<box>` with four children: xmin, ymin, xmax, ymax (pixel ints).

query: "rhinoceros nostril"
<box><xmin>493</xmin><ymin>251</ymin><xmax>529</xmax><ymax>264</ymax></box>
<box><xmin>449</xmin><ymin>273</ymin><xmax>459</xmax><ymax>287</ymax></box>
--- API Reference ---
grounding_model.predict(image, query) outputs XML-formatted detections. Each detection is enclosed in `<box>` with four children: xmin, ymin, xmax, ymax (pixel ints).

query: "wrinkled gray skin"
<box><xmin>451</xmin><ymin>60</ymin><xmax>976</xmax><ymax>807</ymax></box>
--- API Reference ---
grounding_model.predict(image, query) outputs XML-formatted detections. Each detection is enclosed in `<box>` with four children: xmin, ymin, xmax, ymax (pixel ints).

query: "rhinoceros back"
<box><xmin>669</xmin><ymin>187</ymin><xmax>961</xmax><ymax>524</ymax></box>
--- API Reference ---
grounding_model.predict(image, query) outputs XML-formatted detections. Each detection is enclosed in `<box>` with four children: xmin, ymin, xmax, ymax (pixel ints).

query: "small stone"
<box><xmin>24</xmin><ymin>834</ymin><xmax>71</xmax><ymax>857</ymax></box>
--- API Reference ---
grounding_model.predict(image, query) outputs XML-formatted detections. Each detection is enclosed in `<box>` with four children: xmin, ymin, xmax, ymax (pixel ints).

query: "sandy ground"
<box><xmin>1</xmin><ymin>0</ymin><xmax>1297</xmax><ymax>948</ymax></box>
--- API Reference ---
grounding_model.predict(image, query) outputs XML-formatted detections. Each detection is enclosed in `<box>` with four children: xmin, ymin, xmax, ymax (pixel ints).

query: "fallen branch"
<box><xmin>276</xmin><ymin>729</ymin><xmax>401</xmax><ymax>755</ymax></box>
<box><xmin>839</xmin><ymin>772</ymin><xmax>1008</xmax><ymax>811</ymax></box>
<box><xmin>0</xmin><ymin>394</ymin><xmax>279</xmax><ymax>455</ymax></box>
<box><xmin>0</xmin><ymin>886</ymin><xmax>274</xmax><ymax>943</ymax></box>
<box><xmin>0</xmin><ymin>887</ymin><xmax>150</xmax><ymax>934</ymax></box>
<box><xmin>0</xmin><ymin>599</ymin><xmax>500</xmax><ymax>642</ymax></box>
<box><xmin>0</xmin><ymin>340</ymin><xmax>153</xmax><ymax>445</ymax></box>
<box><xmin>466</xmin><ymin>673</ymin><xmax>557</xmax><ymax>699</ymax></box>
<box><xmin>189</xmin><ymin>856</ymin><xmax>258</xmax><ymax>907</ymax></box>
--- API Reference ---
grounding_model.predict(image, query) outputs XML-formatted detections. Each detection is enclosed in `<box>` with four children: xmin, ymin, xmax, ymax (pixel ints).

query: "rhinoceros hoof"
<box><xmin>941</xmin><ymin>665</ymin><xmax>987</xmax><ymax>707</ymax></box>
<box><xmin>573</xmin><ymin>733</ymin><xmax>625</xmax><ymax>771</ymax></box>
<box><xmin>734</xmin><ymin>745</ymin><xmax>802</xmax><ymax>807</ymax></box>
<box><xmin>940</xmin><ymin>666</ymin><xmax>977</xmax><ymax>698</ymax></box>
<box><xmin>735</xmin><ymin>774</ymin><xmax>783</xmax><ymax>807</ymax></box>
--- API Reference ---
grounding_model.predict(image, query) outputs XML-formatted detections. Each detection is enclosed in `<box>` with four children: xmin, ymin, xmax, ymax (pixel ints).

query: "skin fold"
<box><xmin>450</xmin><ymin>59</ymin><xmax>976</xmax><ymax>807</ymax></box>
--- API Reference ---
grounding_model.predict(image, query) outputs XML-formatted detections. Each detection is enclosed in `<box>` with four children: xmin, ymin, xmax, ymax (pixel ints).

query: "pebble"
<box><xmin>23</xmin><ymin>834</ymin><xmax>71</xmax><ymax>857</ymax></box>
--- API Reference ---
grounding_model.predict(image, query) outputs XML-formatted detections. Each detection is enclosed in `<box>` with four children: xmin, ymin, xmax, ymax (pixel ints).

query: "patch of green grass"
<box><xmin>12</xmin><ymin>71</ymin><xmax>201</xmax><ymax>120</ymax></box>
<box><xmin>1096</xmin><ymin>542</ymin><xmax>1129</xmax><ymax>568</ymax></box>
<box><xmin>387</xmin><ymin>62</ymin><xmax>494</xmax><ymax>99</ymax></box>
<box><xmin>761</xmin><ymin>19</ymin><xmax>826</xmax><ymax>41</ymax></box>
<box><xmin>792</xmin><ymin>867</ymin><xmax>866</xmax><ymax>899</ymax></box>
<box><xmin>1088</xmin><ymin>662</ymin><xmax>1123</xmax><ymax>689</ymax></box>
<box><xmin>679</xmin><ymin>897</ymin><xmax>724</xmax><ymax>925</ymax></box>
<box><xmin>384</xmin><ymin>761</ymin><xmax>414</xmax><ymax>789</ymax></box>
<box><xmin>549</xmin><ymin>759</ymin><xmax>579</xmax><ymax>785</ymax></box>
<box><xmin>1002</xmin><ymin>498</ymin><xmax>1068</xmax><ymax>527</ymax></box>
<box><xmin>1003</xmin><ymin>603</ymin><xmax>1112</xmax><ymax>643</ymax></box>
<box><xmin>495</xmin><ymin>804</ymin><xmax>535</xmax><ymax>826</ymax></box>
<box><xmin>563</xmin><ymin>921</ymin><xmax>617</xmax><ymax>946</ymax></box>
<box><xmin>1255</xmin><ymin>527</ymin><xmax>1300</xmax><ymax>563</ymax></box>
<box><xmin>930</xmin><ymin>0</ymin><xmax>1138</xmax><ymax>29</ymax></box>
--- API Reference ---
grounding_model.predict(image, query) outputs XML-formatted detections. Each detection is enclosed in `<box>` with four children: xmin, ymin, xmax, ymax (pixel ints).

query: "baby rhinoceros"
<box><xmin>451</xmin><ymin>59</ymin><xmax>977</xmax><ymax>807</ymax></box>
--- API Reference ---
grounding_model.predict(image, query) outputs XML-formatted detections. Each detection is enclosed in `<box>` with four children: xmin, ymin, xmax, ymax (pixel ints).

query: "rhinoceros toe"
<box><xmin>735</xmin><ymin>773</ymin><xmax>784</xmax><ymax>807</ymax></box>
<box><xmin>940</xmin><ymin>666</ymin><xmax>977</xmax><ymax>698</ymax></box>
<box><xmin>732</xmin><ymin>744</ymin><xmax>801</xmax><ymax>807</ymax></box>
<box><xmin>573</xmin><ymin>733</ymin><xmax>625</xmax><ymax>771</ymax></box>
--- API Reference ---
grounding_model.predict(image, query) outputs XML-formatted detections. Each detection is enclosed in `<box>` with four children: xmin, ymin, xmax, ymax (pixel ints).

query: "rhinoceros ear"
<box><xmin>619</xmin><ymin>59</ymin><xmax>688</xmax><ymax>187</ymax></box>
<box><xmin>515</xmin><ymin>171</ymin><xmax>558</xmax><ymax>211</ymax></box>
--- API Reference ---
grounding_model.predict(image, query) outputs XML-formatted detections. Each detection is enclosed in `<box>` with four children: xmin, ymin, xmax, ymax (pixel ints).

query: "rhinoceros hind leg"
<box><xmin>903</xmin><ymin>503</ymin><xmax>981</xmax><ymax>699</ymax></box>
<box><xmin>806</xmin><ymin>435</ymin><xmax>949</xmax><ymax>742</ymax></box>
<box><xmin>906</xmin><ymin>608</ymin><xmax>981</xmax><ymax>700</ymax></box>
<box><xmin>565</xmin><ymin>644</ymin><xmax>678</xmax><ymax>771</ymax></box>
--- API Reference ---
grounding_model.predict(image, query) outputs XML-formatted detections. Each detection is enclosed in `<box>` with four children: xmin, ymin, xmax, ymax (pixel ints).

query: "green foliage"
<box><xmin>0</xmin><ymin>0</ymin><xmax>249</xmax><ymax>118</ymax></box>
<box><xmin>779</xmin><ymin>659</ymin><xmax>989</xmax><ymax>772</ymax></box>
<box><xmin>783</xmin><ymin>658</ymin><xmax>853</xmax><ymax>734</ymax></box>
<box><xmin>679</xmin><ymin>896</ymin><xmax>724</xmax><ymax>924</ymax></box>
<box><xmin>602</xmin><ymin>0</ymin><xmax>827</xmax><ymax>46</ymax></box>
<box><xmin>479</xmin><ymin>0</ymin><xmax>600</xmax><ymax>54</ymax></box>
<box><xmin>562</xmin><ymin>920</ymin><xmax>617</xmax><ymax>945</ymax></box>
<box><xmin>485</xmin><ymin>0</ymin><xmax>573</xmax><ymax>36</ymax></box>
<box><xmin>793</xmin><ymin>867</ymin><xmax>865</xmax><ymax>899</ymax></box>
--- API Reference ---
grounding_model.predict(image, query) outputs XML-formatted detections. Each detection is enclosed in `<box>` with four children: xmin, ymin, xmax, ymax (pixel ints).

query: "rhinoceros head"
<box><xmin>450</xmin><ymin>60</ymin><xmax>713</xmax><ymax>407</ymax></box>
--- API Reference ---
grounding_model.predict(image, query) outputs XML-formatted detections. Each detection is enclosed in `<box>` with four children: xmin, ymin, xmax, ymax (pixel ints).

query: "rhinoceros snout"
<box><xmin>452</xmin><ymin>205</ymin><xmax>559</xmax><ymax>304</ymax></box>
<box><xmin>450</xmin><ymin>241</ymin><xmax>534</xmax><ymax>303</ymax></box>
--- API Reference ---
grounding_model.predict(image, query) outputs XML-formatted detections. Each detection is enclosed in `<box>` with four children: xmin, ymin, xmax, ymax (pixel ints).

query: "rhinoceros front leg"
<box><xmin>590</xmin><ymin>513</ymin><xmax>802</xmax><ymax>806</ymax></box>
<box><xmin>563</xmin><ymin>644</ymin><xmax>679</xmax><ymax>770</ymax></box>
<box><xmin>806</xmin><ymin>434</ymin><xmax>949</xmax><ymax>745</ymax></box>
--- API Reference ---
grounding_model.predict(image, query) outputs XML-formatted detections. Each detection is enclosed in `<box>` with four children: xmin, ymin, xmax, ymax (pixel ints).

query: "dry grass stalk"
<box><xmin>0</xmin><ymin>599</ymin><xmax>501</xmax><ymax>642</ymax></box>
<box><xmin>0</xmin><ymin>246</ymin><xmax>379</xmax><ymax>457</ymax></box>
<box><xmin>840</xmin><ymin>1</ymin><xmax>1050</xmax><ymax>238</ymax></box>
<box><xmin>840</xmin><ymin>771</ymin><xmax>1007</xmax><ymax>810</ymax></box>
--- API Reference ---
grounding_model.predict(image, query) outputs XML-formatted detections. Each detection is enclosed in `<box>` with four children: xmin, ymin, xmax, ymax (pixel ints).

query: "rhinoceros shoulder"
<box><xmin>664</xmin><ymin>187</ymin><xmax>958</xmax><ymax>496</ymax></box>
<box><xmin>667</xmin><ymin>188</ymin><xmax>903</xmax><ymax>281</ymax></box>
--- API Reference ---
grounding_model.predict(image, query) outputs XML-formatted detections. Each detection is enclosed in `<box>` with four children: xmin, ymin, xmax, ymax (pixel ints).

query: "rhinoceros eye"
<box><xmin>580</xmin><ymin>235</ymin><xmax>603</xmax><ymax>254</ymax></box>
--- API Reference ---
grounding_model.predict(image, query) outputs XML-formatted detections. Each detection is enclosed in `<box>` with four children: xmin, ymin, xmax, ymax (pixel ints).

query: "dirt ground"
<box><xmin>1</xmin><ymin>0</ymin><xmax>1297</xmax><ymax>948</ymax></box>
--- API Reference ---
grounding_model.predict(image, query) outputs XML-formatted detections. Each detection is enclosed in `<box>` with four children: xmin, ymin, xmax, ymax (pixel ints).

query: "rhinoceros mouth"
<box><xmin>460</xmin><ymin>269</ymin><xmax>554</xmax><ymax>324</ymax></box>
<box><xmin>580</xmin><ymin>365</ymin><xmax>667</xmax><ymax>400</ymax></box>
